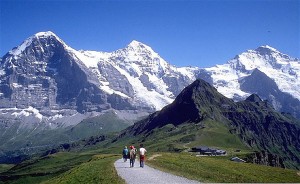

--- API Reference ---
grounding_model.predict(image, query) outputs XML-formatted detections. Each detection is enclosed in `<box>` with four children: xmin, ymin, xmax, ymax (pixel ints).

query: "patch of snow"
<box><xmin>112</xmin><ymin>63</ymin><xmax>173</xmax><ymax>110</ymax></box>
<box><xmin>9</xmin><ymin>37</ymin><xmax>33</xmax><ymax>58</ymax></box>
<box><xmin>12</xmin><ymin>110</ymin><xmax>30</xmax><ymax>117</ymax></box>
<box><xmin>0</xmin><ymin>69</ymin><xmax>5</xmax><ymax>76</ymax></box>
<box><xmin>12</xmin><ymin>83</ymin><xmax>23</xmax><ymax>88</ymax></box>
<box><xmin>146</xmin><ymin>73</ymin><xmax>173</xmax><ymax>97</ymax></box>
<box><xmin>73</xmin><ymin>50</ymin><xmax>111</xmax><ymax>68</ymax></box>
<box><xmin>49</xmin><ymin>114</ymin><xmax>63</xmax><ymax>120</ymax></box>
<box><xmin>100</xmin><ymin>85</ymin><xmax>129</xmax><ymax>98</ymax></box>
<box><xmin>11</xmin><ymin>106</ymin><xmax>43</xmax><ymax>121</ymax></box>
<box><xmin>177</xmin><ymin>67</ymin><xmax>198</xmax><ymax>80</ymax></box>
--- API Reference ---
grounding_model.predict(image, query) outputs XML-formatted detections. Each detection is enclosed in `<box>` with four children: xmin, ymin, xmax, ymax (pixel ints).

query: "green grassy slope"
<box><xmin>2</xmin><ymin>148</ymin><xmax>299</xmax><ymax>183</ymax></box>
<box><xmin>42</xmin><ymin>154</ymin><xmax>124</xmax><ymax>184</ymax></box>
<box><xmin>65</xmin><ymin>111</ymin><xmax>131</xmax><ymax>140</ymax></box>
<box><xmin>0</xmin><ymin>164</ymin><xmax>14</xmax><ymax>173</ymax></box>
<box><xmin>115</xmin><ymin>118</ymin><xmax>250</xmax><ymax>154</ymax></box>
<box><xmin>0</xmin><ymin>152</ymin><xmax>123</xmax><ymax>184</ymax></box>
<box><xmin>1</xmin><ymin>136</ymin><xmax>299</xmax><ymax>184</ymax></box>
<box><xmin>147</xmin><ymin>153</ymin><xmax>300</xmax><ymax>183</ymax></box>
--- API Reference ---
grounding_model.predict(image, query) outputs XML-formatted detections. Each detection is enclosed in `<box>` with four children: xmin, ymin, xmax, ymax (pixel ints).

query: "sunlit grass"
<box><xmin>0</xmin><ymin>152</ymin><xmax>124</xmax><ymax>184</ymax></box>
<box><xmin>42</xmin><ymin>154</ymin><xmax>124</xmax><ymax>184</ymax></box>
<box><xmin>147</xmin><ymin>152</ymin><xmax>300</xmax><ymax>183</ymax></box>
<box><xmin>0</xmin><ymin>164</ymin><xmax>14</xmax><ymax>173</ymax></box>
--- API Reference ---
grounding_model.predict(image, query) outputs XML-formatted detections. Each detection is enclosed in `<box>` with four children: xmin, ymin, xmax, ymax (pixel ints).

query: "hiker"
<box><xmin>139</xmin><ymin>144</ymin><xmax>147</xmax><ymax>168</ymax></box>
<box><xmin>122</xmin><ymin>146</ymin><xmax>129</xmax><ymax>162</ymax></box>
<box><xmin>129</xmin><ymin>145</ymin><xmax>137</xmax><ymax>167</ymax></box>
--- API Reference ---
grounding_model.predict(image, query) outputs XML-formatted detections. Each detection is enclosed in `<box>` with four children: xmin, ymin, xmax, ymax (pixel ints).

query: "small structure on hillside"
<box><xmin>230</xmin><ymin>157</ymin><xmax>246</xmax><ymax>163</ymax></box>
<box><xmin>191</xmin><ymin>146</ymin><xmax>226</xmax><ymax>156</ymax></box>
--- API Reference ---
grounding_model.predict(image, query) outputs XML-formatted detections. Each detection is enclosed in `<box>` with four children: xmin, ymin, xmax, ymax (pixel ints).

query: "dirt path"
<box><xmin>114</xmin><ymin>158</ymin><xmax>200</xmax><ymax>184</ymax></box>
<box><xmin>148</xmin><ymin>154</ymin><xmax>162</xmax><ymax>160</ymax></box>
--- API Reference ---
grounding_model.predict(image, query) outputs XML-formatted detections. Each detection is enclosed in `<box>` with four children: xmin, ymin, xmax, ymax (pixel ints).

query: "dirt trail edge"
<box><xmin>114</xmin><ymin>159</ymin><xmax>200</xmax><ymax>184</ymax></box>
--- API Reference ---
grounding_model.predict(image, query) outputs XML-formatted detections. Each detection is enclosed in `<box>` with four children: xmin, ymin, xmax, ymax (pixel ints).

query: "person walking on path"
<box><xmin>122</xmin><ymin>146</ymin><xmax>129</xmax><ymax>162</ymax></box>
<box><xmin>139</xmin><ymin>144</ymin><xmax>147</xmax><ymax>168</ymax></box>
<box><xmin>129</xmin><ymin>145</ymin><xmax>137</xmax><ymax>167</ymax></box>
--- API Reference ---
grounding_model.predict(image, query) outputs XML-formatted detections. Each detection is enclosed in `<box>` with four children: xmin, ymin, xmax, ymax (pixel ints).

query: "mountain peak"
<box><xmin>174</xmin><ymin>79</ymin><xmax>232</xmax><ymax>111</ymax></box>
<box><xmin>245</xmin><ymin>94</ymin><xmax>263</xmax><ymax>103</ymax></box>
<box><xmin>120</xmin><ymin>40</ymin><xmax>170</xmax><ymax>71</ymax></box>
<box><xmin>128</xmin><ymin>40</ymin><xmax>143</xmax><ymax>46</ymax></box>
<box><xmin>34</xmin><ymin>31</ymin><xmax>66</xmax><ymax>45</ymax></box>
<box><xmin>34</xmin><ymin>31</ymin><xmax>56</xmax><ymax>37</ymax></box>
<box><xmin>255</xmin><ymin>45</ymin><xmax>279</xmax><ymax>55</ymax></box>
<box><xmin>8</xmin><ymin>31</ymin><xmax>66</xmax><ymax>58</ymax></box>
<box><xmin>127</xmin><ymin>40</ymin><xmax>153</xmax><ymax>51</ymax></box>
<box><xmin>34</xmin><ymin>31</ymin><xmax>62</xmax><ymax>41</ymax></box>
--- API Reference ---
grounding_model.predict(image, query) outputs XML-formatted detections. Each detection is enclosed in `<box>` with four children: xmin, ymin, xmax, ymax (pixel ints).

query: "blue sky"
<box><xmin>0</xmin><ymin>0</ymin><xmax>299</xmax><ymax>67</ymax></box>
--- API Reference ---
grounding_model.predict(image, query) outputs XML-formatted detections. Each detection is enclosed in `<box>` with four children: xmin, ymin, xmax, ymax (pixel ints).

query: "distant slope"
<box><xmin>0</xmin><ymin>111</ymin><xmax>132</xmax><ymax>164</ymax></box>
<box><xmin>65</xmin><ymin>111</ymin><xmax>131</xmax><ymax>139</ymax></box>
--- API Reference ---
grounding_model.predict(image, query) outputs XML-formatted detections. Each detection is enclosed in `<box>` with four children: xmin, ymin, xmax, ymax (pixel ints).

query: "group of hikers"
<box><xmin>122</xmin><ymin>144</ymin><xmax>147</xmax><ymax>168</ymax></box>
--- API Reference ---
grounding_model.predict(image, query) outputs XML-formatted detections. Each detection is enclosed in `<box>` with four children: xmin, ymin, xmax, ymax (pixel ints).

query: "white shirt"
<box><xmin>139</xmin><ymin>147</ymin><xmax>147</xmax><ymax>156</ymax></box>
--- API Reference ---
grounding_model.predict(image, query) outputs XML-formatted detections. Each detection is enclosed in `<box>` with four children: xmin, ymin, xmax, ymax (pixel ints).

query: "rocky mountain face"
<box><xmin>240</xmin><ymin>68</ymin><xmax>300</xmax><ymax>118</ymax></box>
<box><xmin>75</xmin><ymin>40</ymin><xmax>197</xmax><ymax>111</ymax></box>
<box><xmin>122</xmin><ymin>79</ymin><xmax>300</xmax><ymax>169</ymax></box>
<box><xmin>244</xmin><ymin>151</ymin><xmax>285</xmax><ymax>168</ymax></box>
<box><xmin>0</xmin><ymin>32</ymin><xmax>198</xmax><ymax>125</ymax></box>
<box><xmin>0</xmin><ymin>32</ymin><xmax>135</xmax><ymax>114</ymax></box>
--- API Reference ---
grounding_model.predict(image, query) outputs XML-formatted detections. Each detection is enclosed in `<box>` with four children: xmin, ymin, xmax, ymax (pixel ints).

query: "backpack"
<box><xmin>130</xmin><ymin>148</ymin><xmax>137</xmax><ymax>158</ymax></box>
<box><xmin>132</xmin><ymin>148</ymin><xmax>136</xmax><ymax>155</ymax></box>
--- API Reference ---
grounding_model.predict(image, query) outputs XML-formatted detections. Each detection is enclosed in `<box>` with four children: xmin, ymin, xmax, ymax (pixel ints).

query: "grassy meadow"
<box><xmin>42</xmin><ymin>154</ymin><xmax>124</xmax><ymax>184</ymax></box>
<box><xmin>1</xmin><ymin>149</ymin><xmax>299</xmax><ymax>183</ymax></box>
<box><xmin>147</xmin><ymin>152</ymin><xmax>300</xmax><ymax>183</ymax></box>
<box><xmin>0</xmin><ymin>152</ymin><xmax>124</xmax><ymax>184</ymax></box>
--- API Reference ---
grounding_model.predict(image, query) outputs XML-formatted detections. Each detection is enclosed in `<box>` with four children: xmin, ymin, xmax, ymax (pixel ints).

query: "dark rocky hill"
<box><xmin>121</xmin><ymin>79</ymin><xmax>300</xmax><ymax>169</ymax></box>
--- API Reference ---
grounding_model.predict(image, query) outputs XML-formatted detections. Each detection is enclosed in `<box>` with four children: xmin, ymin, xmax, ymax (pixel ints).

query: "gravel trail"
<box><xmin>114</xmin><ymin>159</ymin><xmax>200</xmax><ymax>184</ymax></box>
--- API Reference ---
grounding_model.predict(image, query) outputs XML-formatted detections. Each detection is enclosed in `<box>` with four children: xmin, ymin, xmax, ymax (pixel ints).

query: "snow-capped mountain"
<box><xmin>0</xmin><ymin>31</ymin><xmax>197</xmax><ymax>126</ymax></box>
<box><xmin>196</xmin><ymin>45</ymin><xmax>300</xmax><ymax>118</ymax></box>
<box><xmin>1</xmin><ymin>31</ymin><xmax>300</xmax><ymax>122</ymax></box>
<box><xmin>74</xmin><ymin>40</ymin><xmax>198</xmax><ymax>110</ymax></box>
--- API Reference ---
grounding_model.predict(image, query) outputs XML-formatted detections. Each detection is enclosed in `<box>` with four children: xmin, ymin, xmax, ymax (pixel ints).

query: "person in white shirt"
<box><xmin>139</xmin><ymin>144</ymin><xmax>147</xmax><ymax>168</ymax></box>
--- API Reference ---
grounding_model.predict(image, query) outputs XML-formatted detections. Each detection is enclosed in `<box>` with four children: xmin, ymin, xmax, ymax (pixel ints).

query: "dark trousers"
<box><xmin>130</xmin><ymin>158</ymin><xmax>135</xmax><ymax>167</ymax></box>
